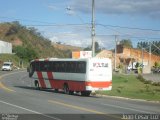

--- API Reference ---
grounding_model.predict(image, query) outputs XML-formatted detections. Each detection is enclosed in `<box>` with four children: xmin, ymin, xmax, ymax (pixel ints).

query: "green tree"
<box><xmin>13</xmin><ymin>46</ymin><xmax>38</xmax><ymax>61</ymax></box>
<box><xmin>154</xmin><ymin>62</ymin><xmax>160</xmax><ymax>67</ymax></box>
<box><xmin>137</xmin><ymin>41</ymin><xmax>160</xmax><ymax>56</ymax></box>
<box><xmin>120</xmin><ymin>39</ymin><xmax>133</xmax><ymax>48</ymax></box>
<box><xmin>95</xmin><ymin>41</ymin><xmax>101</xmax><ymax>53</ymax></box>
<box><xmin>83</xmin><ymin>41</ymin><xmax>101</xmax><ymax>53</ymax></box>
<box><xmin>83</xmin><ymin>46</ymin><xmax>91</xmax><ymax>51</ymax></box>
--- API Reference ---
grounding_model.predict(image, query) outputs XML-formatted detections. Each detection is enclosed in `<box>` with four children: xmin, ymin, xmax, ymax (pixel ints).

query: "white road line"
<box><xmin>0</xmin><ymin>100</ymin><xmax>61</xmax><ymax>120</ymax></box>
<box><xmin>101</xmin><ymin>103</ymin><xmax>152</xmax><ymax>114</ymax></box>
<box><xmin>1</xmin><ymin>71</ymin><xmax>25</xmax><ymax>78</ymax></box>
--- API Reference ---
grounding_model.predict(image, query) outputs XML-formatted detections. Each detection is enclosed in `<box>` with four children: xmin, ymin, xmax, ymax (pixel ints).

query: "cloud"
<box><xmin>47</xmin><ymin>5</ymin><xmax>58</xmax><ymax>11</ymax></box>
<box><xmin>71</xmin><ymin>0</ymin><xmax>160</xmax><ymax>18</ymax></box>
<box><xmin>48</xmin><ymin>32</ymin><xmax>116</xmax><ymax>50</ymax></box>
<box><xmin>46</xmin><ymin>1</ymin><xmax>69</xmax><ymax>11</ymax></box>
<box><xmin>96</xmin><ymin>35</ymin><xmax>116</xmax><ymax>49</ymax></box>
<box><xmin>49</xmin><ymin>32</ymin><xmax>92</xmax><ymax>47</ymax></box>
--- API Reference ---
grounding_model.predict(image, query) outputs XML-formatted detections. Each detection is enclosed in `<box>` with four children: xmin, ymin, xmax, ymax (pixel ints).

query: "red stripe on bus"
<box><xmin>49</xmin><ymin>80</ymin><xmax>86</xmax><ymax>91</ymax></box>
<box><xmin>47</xmin><ymin>79</ymin><xmax>111</xmax><ymax>91</ymax></box>
<box><xmin>47</xmin><ymin>72</ymin><xmax>54</xmax><ymax>88</ymax></box>
<box><xmin>85</xmin><ymin>81</ymin><xmax>112</xmax><ymax>88</ymax></box>
<box><xmin>37</xmin><ymin>72</ymin><xmax>46</xmax><ymax>88</ymax></box>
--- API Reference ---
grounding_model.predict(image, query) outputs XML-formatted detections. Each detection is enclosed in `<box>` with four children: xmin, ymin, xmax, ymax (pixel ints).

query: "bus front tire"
<box><xmin>63</xmin><ymin>84</ymin><xmax>69</xmax><ymax>94</ymax></box>
<box><xmin>55</xmin><ymin>89</ymin><xmax>59</xmax><ymax>93</ymax></box>
<box><xmin>35</xmin><ymin>81</ymin><xmax>40</xmax><ymax>90</ymax></box>
<box><xmin>63</xmin><ymin>84</ymin><xmax>74</xmax><ymax>95</ymax></box>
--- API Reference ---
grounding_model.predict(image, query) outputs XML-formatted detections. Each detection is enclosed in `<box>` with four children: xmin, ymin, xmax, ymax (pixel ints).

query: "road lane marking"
<box><xmin>0</xmin><ymin>100</ymin><xmax>61</xmax><ymax>120</ymax></box>
<box><xmin>48</xmin><ymin>100</ymin><xmax>121</xmax><ymax>120</ymax></box>
<box><xmin>1</xmin><ymin>71</ymin><xmax>25</xmax><ymax>77</ymax></box>
<box><xmin>0</xmin><ymin>71</ymin><xmax>25</xmax><ymax>92</ymax></box>
<box><xmin>101</xmin><ymin>103</ymin><xmax>152</xmax><ymax>114</ymax></box>
<box><xmin>48</xmin><ymin>99</ymin><xmax>104</xmax><ymax>114</ymax></box>
<box><xmin>0</xmin><ymin>81</ymin><xmax>16</xmax><ymax>92</ymax></box>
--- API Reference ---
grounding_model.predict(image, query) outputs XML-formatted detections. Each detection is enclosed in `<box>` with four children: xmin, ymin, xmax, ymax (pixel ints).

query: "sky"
<box><xmin>0</xmin><ymin>0</ymin><xmax>160</xmax><ymax>49</ymax></box>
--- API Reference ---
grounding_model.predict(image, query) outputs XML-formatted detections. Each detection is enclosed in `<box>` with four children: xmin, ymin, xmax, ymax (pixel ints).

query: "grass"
<box><xmin>97</xmin><ymin>74</ymin><xmax>160</xmax><ymax>101</ymax></box>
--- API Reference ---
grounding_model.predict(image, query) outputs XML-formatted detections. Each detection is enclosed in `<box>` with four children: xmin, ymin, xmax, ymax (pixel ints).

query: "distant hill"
<box><xmin>0</xmin><ymin>21</ymin><xmax>72</xmax><ymax>60</ymax></box>
<box><xmin>52</xmin><ymin>42</ymin><xmax>83</xmax><ymax>51</ymax></box>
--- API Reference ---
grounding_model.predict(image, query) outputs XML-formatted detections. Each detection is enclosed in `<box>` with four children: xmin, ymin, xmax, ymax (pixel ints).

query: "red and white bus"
<box><xmin>28</xmin><ymin>58</ymin><xmax>112</xmax><ymax>96</ymax></box>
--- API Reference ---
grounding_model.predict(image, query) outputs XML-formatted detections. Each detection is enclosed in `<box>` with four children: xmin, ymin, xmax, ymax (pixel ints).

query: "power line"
<box><xmin>96</xmin><ymin>34</ymin><xmax>160</xmax><ymax>40</ymax></box>
<box><xmin>0</xmin><ymin>16</ymin><xmax>160</xmax><ymax>33</ymax></box>
<box><xmin>1</xmin><ymin>16</ymin><xmax>160</xmax><ymax>32</ymax></box>
<box><xmin>25</xmin><ymin>23</ymin><xmax>90</xmax><ymax>27</ymax></box>
<box><xmin>0</xmin><ymin>16</ymin><xmax>54</xmax><ymax>24</ymax></box>
<box><xmin>0</xmin><ymin>16</ymin><xmax>91</xmax><ymax>28</ymax></box>
<box><xmin>97</xmin><ymin>24</ymin><xmax>160</xmax><ymax>32</ymax></box>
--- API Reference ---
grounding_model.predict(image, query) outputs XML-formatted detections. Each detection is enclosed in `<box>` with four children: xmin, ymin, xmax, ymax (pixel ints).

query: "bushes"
<box><xmin>137</xmin><ymin>74</ymin><xmax>145</xmax><ymax>82</ymax></box>
<box><xmin>13</xmin><ymin>46</ymin><xmax>38</xmax><ymax>62</ymax></box>
<box><xmin>137</xmin><ymin>74</ymin><xmax>160</xmax><ymax>86</ymax></box>
<box><xmin>154</xmin><ymin>62</ymin><xmax>160</xmax><ymax>67</ymax></box>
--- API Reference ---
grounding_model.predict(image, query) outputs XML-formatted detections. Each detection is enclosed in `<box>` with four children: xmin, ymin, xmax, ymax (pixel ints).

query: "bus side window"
<box><xmin>35</xmin><ymin>61</ymin><xmax>39</xmax><ymax>71</ymax></box>
<box><xmin>71</xmin><ymin>62</ymin><xmax>77</xmax><ymax>73</ymax></box>
<box><xmin>55</xmin><ymin>62</ymin><xmax>59</xmax><ymax>72</ymax></box>
<box><xmin>38</xmin><ymin>61</ymin><xmax>48</xmax><ymax>72</ymax></box>
<box><xmin>39</xmin><ymin>61</ymin><xmax>43</xmax><ymax>71</ymax></box>
<box><xmin>71</xmin><ymin>61</ymin><xmax>78</xmax><ymax>73</ymax></box>
<box><xmin>66</xmin><ymin>61</ymin><xmax>74</xmax><ymax>73</ymax></box>
<box><xmin>58</xmin><ymin>62</ymin><xmax>62</xmax><ymax>72</ymax></box>
<box><xmin>66</xmin><ymin>62</ymin><xmax>70</xmax><ymax>73</ymax></box>
<box><xmin>48</xmin><ymin>61</ymin><xmax>52</xmax><ymax>72</ymax></box>
<box><xmin>78</xmin><ymin>62</ymin><xmax>82</xmax><ymax>73</ymax></box>
<box><xmin>74</xmin><ymin>62</ymin><xmax>77</xmax><ymax>73</ymax></box>
<box><xmin>29</xmin><ymin>62</ymin><xmax>35</xmax><ymax>77</ymax></box>
<box><xmin>83</xmin><ymin>62</ymin><xmax>86</xmax><ymax>73</ymax></box>
<box><xmin>77</xmin><ymin>62</ymin><xmax>86</xmax><ymax>73</ymax></box>
<box><xmin>83</xmin><ymin>62</ymin><xmax>87</xmax><ymax>73</ymax></box>
<box><xmin>44</xmin><ymin>61</ymin><xmax>49</xmax><ymax>71</ymax></box>
<box><xmin>60</xmin><ymin>62</ymin><xmax>66</xmax><ymax>72</ymax></box>
<box><xmin>51</xmin><ymin>61</ymin><xmax>56</xmax><ymax>72</ymax></box>
<box><xmin>70</xmin><ymin>62</ymin><xmax>75</xmax><ymax>73</ymax></box>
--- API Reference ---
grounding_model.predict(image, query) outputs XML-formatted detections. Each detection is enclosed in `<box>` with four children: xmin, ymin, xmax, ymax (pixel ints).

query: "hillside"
<box><xmin>0</xmin><ymin>21</ymin><xmax>71</xmax><ymax>60</ymax></box>
<box><xmin>52</xmin><ymin>42</ymin><xmax>82</xmax><ymax>51</ymax></box>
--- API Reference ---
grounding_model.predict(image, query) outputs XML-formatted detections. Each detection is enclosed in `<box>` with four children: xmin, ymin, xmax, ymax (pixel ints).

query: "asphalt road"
<box><xmin>0</xmin><ymin>70</ymin><xmax>160</xmax><ymax>120</ymax></box>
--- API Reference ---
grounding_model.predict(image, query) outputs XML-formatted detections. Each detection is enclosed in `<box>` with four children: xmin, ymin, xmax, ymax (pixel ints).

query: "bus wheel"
<box><xmin>81</xmin><ymin>91</ymin><xmax>91</xmax><ymax>96</ymax></box>
<box><xmin>35</xmin><ymin>81</ymin><xmax>40</xmax><ymax>90</ymax></box>
<box><xmin>63</xmin><ymin>84</ymin><xmax>69</xmax><ymax>94</ymax></box>
<box><xmin>69</xmin><ymin>91</ymin><xmax>74</xmax><ymax>95</ymax></box>
<box><xmin>55</xmin><ymin>89</ymin><xmax>59</xmax><ymax>93</ymax></box>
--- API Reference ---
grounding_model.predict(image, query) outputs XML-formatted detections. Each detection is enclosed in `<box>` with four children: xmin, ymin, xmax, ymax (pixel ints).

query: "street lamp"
<box><xmin>66</xmin><ymin>0</ymin><xmax>96</xmax><ymax>57</ymax></box>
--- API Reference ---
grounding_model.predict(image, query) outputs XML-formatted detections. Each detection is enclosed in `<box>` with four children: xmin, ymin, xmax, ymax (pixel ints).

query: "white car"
<box><xmin>1</xmin><ymin>62</ymin><xmax>13</xmax><ymax>71</ymax></box>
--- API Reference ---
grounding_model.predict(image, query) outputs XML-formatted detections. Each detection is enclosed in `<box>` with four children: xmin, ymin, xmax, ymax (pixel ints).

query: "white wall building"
<box><xmin>0</xmin><ymin>40</ymin><xmax>12</xmax><ymax>54</ymax></box>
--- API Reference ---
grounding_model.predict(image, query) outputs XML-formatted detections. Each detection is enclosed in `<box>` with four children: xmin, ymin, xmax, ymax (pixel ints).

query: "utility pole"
<box><xmin>114</xmin><ymin>35</ymin><xmax>118</xmax><ymax>71</ymax></box>
<box><xmin>149</xmin><ymin>41</ymin><xmax>152</xmax><ymax>68</ymax></box>
<box><xmin>141</xmin><ymin>48</ymin><xmax>144</xmax><ymax>74</ymax></box>
<box><xmin>91</xmin><ymin>0</ymin><xmax>95</xmax><ymax>57</ymax></box>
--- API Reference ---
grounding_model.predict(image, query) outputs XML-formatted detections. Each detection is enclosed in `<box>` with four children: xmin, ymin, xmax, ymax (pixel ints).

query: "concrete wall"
<box><xmin>117</xmin><ymin>45</ymin><xmax>160</xmax><ymax>66</ymax></box>
<box><xmin>0</xmin><ymin>40</ymin><xmax>12</xmax><ymax>54</ymax></box>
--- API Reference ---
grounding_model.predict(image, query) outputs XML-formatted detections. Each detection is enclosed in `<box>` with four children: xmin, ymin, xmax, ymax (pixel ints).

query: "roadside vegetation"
<box><xmin>97</xmin><ymin>74</ymin><xmax>160</xmax><ymax>101</ymax></box>
<box><xmin>0</xmin><ymin>22</ymin><xmax>74</xmax><ymax>68</ymax></box>
<box><xmin>0</xmin><ymin>22</ymin><xmax>71</xmax><ymax>59</ymax></box>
